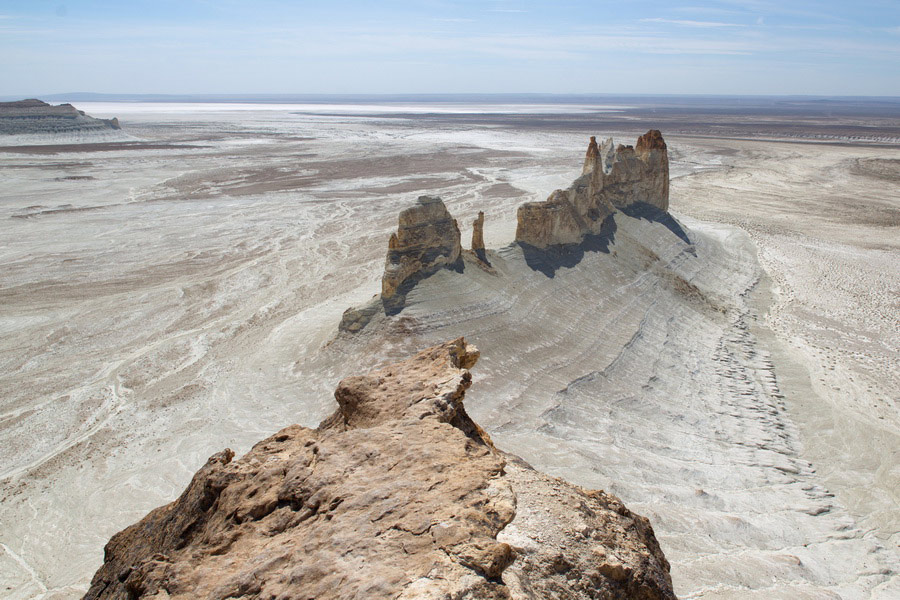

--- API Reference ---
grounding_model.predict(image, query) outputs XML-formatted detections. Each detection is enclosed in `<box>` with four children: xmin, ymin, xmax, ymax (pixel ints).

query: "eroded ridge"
<box><xmin>340</xmin><ymin>130</ymin><xmax>671</xmax><ymax>330</ymax></box>
<box><xmin>516</xmin><ymin>130</ymin><xmax>669</xmax><ymax>249</ymax></box>
<box><xmin>83</xmin><ymin>339</ymin><xmax>676</xmax><ymax>600</ymax></box>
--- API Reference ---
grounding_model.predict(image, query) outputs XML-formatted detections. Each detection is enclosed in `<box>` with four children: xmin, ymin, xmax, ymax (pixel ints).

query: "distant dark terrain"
<box><xmin>356</xmin><ymin>96</ymin><xmax>900</xmax><ymax>145</ymax></box>
<box><xmin>0</xmin><ymin>99</ymin><xmax>120</xmax><ymax>136</ymax></box>
<box><xmin>9</xmin><ymin>93</ymin><xmax>897</xmax><ymax>144</ymax></box>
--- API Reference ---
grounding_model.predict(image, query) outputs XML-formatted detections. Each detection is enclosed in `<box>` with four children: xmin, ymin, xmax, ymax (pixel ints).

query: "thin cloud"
<box><xmin>332</xmin><ymin>31</ymin><xmax>759</xmax><ymax>59</ymax></box>
<box><xmin>715</xmin><ymin>0</ymin><xmax>852</xmax><ymax>23</ymax></box>
<box><xmin>642</xmin><ymin>18</ymin><xmax>745</xmax><ymax>28</ymax></box>
<box><xmin>673</xmin><ymin>6</ymin><xmax>748</xmax><ymax>17</ymax></box>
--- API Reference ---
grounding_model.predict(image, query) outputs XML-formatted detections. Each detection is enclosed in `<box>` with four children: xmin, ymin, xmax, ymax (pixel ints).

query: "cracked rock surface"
<box><xmin>83</xmin><ymin>339</ymin><xmax>675</xmax><ymax>600</ymax></box>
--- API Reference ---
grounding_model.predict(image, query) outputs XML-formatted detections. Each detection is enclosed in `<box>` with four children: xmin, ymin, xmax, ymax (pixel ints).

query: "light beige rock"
<box><xmin>472</xmin><ymin>210</ymin><xmax>486</xmax><ymax>252</ymax></box>
<box><xmin>583</xmin><ymin>135</ymin><xmax>600</xmax><ymax>173</ymax></box>
<box><xmin>83</xmin><ymin>339</ymin><xmax>676</xmax><ymax>600</ymax></box>
<box><xmin>516</xmin><ymin>130</ymin><xmax>669</xmax><ymax>248</ymax></box>
<box><xmin>635</xmin><ymin>129</ymin><xmax>669</xmax><ymax>208</ymax></box>
<box><xmin>500</xmin><ymin>456</ymin><xmax>675</xmax><ymax>600</ymax></box>
<box><xmin>515</xmin><ymin>189</ymin><xmax>588</xmax><ymax>248</ymax></box>
<box><xmin>381</xmin><ymin>195</ymin><xmax>461</xmax><ymax>313</ymax></box>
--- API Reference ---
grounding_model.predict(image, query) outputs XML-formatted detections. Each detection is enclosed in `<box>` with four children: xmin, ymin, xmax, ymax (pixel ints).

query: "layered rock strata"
<box><xmin>516</xmin><ymin>130</ymin><xmax>669</xmax><ymax>248</ymax></box>
<box><xmin>381</xmin><ymin>195</ymin><xmax>462</xmax><ymax>313</ymax></box>
<box><xmin>340</xmin><ymin>131</ymin><xmax>670</xmax><ymax>329</ymax></box>
<box><xmin>84</xmin><ymin>339</ymin><xmax>676</xmax><ymax>600</ymax></box>
<box><xmin>0</xmin><ymin>99</ymin><xmax>120</xmax><ymax>135</ymax></box>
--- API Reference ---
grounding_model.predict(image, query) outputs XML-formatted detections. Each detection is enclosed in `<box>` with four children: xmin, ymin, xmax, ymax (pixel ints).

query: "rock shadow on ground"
<box><xmin>519</xmin><ymin>216</ymin><xmax>618</xmax><ymax>278</ymax></box>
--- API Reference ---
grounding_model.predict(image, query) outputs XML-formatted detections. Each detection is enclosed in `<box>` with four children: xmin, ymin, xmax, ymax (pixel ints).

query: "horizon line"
<box><xmin>4</xmin><ymin>92</ymin><xmax>900</xmax><ymax>103</ymax></box>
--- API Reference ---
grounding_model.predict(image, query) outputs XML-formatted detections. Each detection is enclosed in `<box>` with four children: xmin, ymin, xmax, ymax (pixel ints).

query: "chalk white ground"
<box><xmin>0</xmin><ymin>105</ymin><xmax>896</xmax><ymax>599</ymax></box>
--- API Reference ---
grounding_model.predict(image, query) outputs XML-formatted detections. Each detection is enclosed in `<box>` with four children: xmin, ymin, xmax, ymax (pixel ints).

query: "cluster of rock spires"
<box><xmin>344</xmin><ymin>130</ymin><xmax>669</xmax><ymax>330</ymax></box>
<box><xmin>84</xmin><ymin>339</ymin><xmax>676</xmax><ymax>600</ymax></box>
<box><xmin>0</xmin><ymin>99</ymin><xmax>120</xmax><ymax>135</ymax></box>
<box><xmin>516</xmin><ymin>130</ymin><xmax>668</xmax><ymax>248</ymax></box>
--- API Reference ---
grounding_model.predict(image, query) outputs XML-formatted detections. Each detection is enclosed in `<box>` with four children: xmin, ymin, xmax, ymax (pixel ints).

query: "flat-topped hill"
<box><xmin>0</xmin><ymin>99</ymin><xmax>120</xmax><ymax>135</ymax></box>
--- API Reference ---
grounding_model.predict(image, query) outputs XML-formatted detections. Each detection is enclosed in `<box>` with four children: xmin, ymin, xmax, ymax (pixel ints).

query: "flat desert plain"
<box><xmin>0</xmin><ymin>100</ymin><xmax>897</xmax><ymax>598</ymax></box>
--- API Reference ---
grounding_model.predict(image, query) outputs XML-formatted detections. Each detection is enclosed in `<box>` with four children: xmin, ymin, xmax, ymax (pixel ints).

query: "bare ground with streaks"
<box><xmin>0</xmin><ymin>104</ymin><xmax>897</xmax><ymax>599</ymax></box>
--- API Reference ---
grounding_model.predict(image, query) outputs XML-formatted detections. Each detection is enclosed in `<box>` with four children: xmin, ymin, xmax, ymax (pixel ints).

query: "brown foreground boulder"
<box><xmin>84</xmin><ymin>339</ymin><xmax>676</xmax><ymax>600</ymax></box>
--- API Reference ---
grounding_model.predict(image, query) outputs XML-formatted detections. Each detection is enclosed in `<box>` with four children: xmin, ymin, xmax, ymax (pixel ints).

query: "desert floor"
<box><xmin>0</xmin><ymin>102</ymin><xmax>897</xmax><ymax>598</ymax></box>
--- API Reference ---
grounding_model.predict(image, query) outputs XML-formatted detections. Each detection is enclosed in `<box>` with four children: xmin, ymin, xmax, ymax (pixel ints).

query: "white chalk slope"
<box><xmin>323</xmin><ymin>209</ymin><xmax>899</xmax><ymax>599</ymax></box>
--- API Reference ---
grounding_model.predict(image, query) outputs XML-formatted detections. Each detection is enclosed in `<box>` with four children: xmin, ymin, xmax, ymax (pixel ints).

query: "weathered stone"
<box><xmin>472</xmin><ymin>211</ymin><xmax>485</xmax><ymax>252</ymax></box>
<box><xmin>337</xmin><ymin>301</ymin><xmax>381</xmax><ymax>333</ymax></box>
<box><xmin>500</xmin><ymin>457</ymin><xmax>675</xmax><ymax>600</ymax></box>
<box><xmin>471</xmin><ymin>210</ymin><xmax>490</xmax><ymax>264</ymax></box>
<box><xmin>635</xmin><ymin>129</ymin><xmax>670</xmax><ymax>211</ymax></box>
<box><xmin>381</xmin><ymin>196</ymin><xmax>461</xmax><ymax>313</ymax></box>
<box><xmin>583</xmin><ymin>135</ymin><xmax>600</xmax><ymax>173</ymax></box>
<box><xmin>83</xmin><ymin>339</ymin><xmax>677</xmax><ymax>600</ymax></box>
<box><xmin>636</xmin><ymin>129</ymin><xmax>668</xmax><ymax>153</ymax></box>
<box><xmin>516</xmin><ymin>130</ymin><xmax>670</xmax><ymax>248</ymax></box>
<box><xmin>515</xmin><ymin>190</ymin><xmax>587</xmax><ymax>248</ymax></box>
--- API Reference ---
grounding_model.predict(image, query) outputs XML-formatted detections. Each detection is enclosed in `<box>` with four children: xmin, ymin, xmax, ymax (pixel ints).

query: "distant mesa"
<box><xmin>339</xmin><ymin>130</ymin><xmax>671</xmax><ymax>332</ymax></box>
<box><xmin>0</xmin><ymin>98</ymin><xmax>121</xmax><ymax>135</ymax></box>
<box><xmin>83</xmin><ymin>338</ymin><xmax>676</xmax><ymax>600</ymax></box>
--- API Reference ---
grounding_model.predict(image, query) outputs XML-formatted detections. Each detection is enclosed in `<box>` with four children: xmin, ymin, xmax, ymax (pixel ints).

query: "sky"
<box><xmin>0</xmin><ymin>0</ymin><xmax>898</xmax><ymax>97</ymax></box>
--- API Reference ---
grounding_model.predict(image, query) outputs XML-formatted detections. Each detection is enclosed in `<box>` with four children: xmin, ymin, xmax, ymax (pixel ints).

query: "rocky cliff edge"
<box><xmin>83</xmin><ymin>339</ymin><xmax>676</xmax><ymax>600</ymax></box>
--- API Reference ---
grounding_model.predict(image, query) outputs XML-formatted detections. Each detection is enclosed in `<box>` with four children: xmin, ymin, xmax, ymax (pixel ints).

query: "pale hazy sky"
<box><xmin>1</xmin><ymin>0</ymin><xmax>898</xmax><ymax>96</ymax></box>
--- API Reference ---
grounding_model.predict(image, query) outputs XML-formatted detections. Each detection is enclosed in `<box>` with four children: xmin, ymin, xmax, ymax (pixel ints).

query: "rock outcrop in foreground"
<box><xmin>516</xmin><ymin>131</ymin><xmax>668</xmax><ymax>248</ymax></box>
<box><xmin>0</xmin><ymin>99</ymin><xmax>120</xmax><ymax>135</ymax></box>
<box><xmin>84</xmin><ymin>339</ymin><xmax>676</xmax><ymax>600</ymax></box>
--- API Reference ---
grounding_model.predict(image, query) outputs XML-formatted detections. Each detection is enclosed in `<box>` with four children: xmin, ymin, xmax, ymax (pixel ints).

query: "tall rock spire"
<box><xmin>517</xmin><ymin>130</ymin><xmax>671</xmax><ymax>248</ymax></box>
<box><xmin>582</xmin><ymin>135</ymin><xmax>600</xmax><ymax>174</ymax></box>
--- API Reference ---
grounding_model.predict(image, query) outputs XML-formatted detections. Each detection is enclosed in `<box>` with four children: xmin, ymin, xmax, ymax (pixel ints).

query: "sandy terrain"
<box><xmin>0</xmin><ymin>103</ymin><xmax>897</xmax><ymax>599</ymax></box>
<box><xmin>671</xmin><ymin>138</ymin><xmax>900</xmax><ymax>551</ymax></box>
